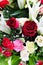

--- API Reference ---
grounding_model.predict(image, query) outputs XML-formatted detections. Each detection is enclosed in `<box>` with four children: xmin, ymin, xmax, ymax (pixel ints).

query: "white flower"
<box><xmin>39</xmin><ymin>16</ymin><xmax>43</xmax><ymax>27</ymax></box>
<box><xmin>20</xmin><ymin>47</ymin><xmax>29</xmax><ymax>62</ymax></box>
<box><xmin>38</xmin><ymin>16</ymin><xmax>43</xmax><ymax>35</ymax></box>
<box><xmin>17</xmin><ymin>18</ymin><xmax>29</xmax><ymax>27</ymax></box>
<box><xmin>27</xmin><ymin>0</ymin><xmax>40</xmax><ymax>18</ymax></box>
<box><xmin>26</xmin><ymin>0</ymin><xmax>40</xmax><ymax>26</ymax></box>
<box><xmin>0</xmin><ymin>11</ymin><xmax>11</xmax><ymax>34</ymax></box>
<box><xmin>17</xmin><ymin>0</ymin><xmax>26</xmax><ymax>9</ymax></box>
<box><xmin>35</xmin><ymin>36</ymin><xmax>43</xmax><ymax>47</ymax></box>
<box><xmin>26</xmin><ymin>41</ymin><xmax>37</xmax><ymax>54</ymax></box>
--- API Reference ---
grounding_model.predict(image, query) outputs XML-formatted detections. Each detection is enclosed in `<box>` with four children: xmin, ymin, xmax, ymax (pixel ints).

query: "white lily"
<box><xmin>32</xmin><ymin>1</ymin><xmax>40</xmax><ymax>18</ymax></box>
<box><xmin>17</xmin><ymin>0</ymin><xmax>26</xmax><ymax>9</ymax></box>
<box><xmin>0</xmin><ymin>11</ymin><xmax>11</xmax><ymax>34</ymax></box>
<box><xmin>38</xmin><ymin>16</ymin><xmax>43</xmax><ymax>35</ymax></box>
<box><xmin>26</xmin><ymin>0</ymin><xmax>40</xmax><ymax>26</ymax></box>
<box><xmin>17</xmin><ymin>18</ymin><xmax>29</xmax><ymax>27</ymax></box>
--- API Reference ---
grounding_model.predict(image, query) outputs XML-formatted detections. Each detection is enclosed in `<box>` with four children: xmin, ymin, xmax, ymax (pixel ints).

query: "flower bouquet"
<box><xmin>0</xmin><ymin>0</ymin><xmax>43</xmax><ymax>65</ymax></box>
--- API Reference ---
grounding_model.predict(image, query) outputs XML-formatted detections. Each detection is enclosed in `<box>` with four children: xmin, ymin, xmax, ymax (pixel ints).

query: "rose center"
<box><xmin>26</xmin><ymin>25</ymin><xmax>34</xmax><ymax>30</ymax></box>
<box><xmin>36</xmin><ymin>38</ymin><xmax>42</xmax><ymax>43</ymax></box>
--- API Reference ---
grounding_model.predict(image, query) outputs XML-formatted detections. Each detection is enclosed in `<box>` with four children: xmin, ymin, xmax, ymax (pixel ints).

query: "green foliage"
<box><xmin>3</xmin><ymin>0</ymin><xmax>28</xmax><ymax>18</ymax></box>
<box><xmin>0</xmin><ymin>56</ymin><xmax>8</xmax><ymax>65</ymax></box>
<box><xmin>11</xmin><ymin>55</ymin><xmax>20</xmax><ymax>65</ymax></box>
<box><xmin>29</xmin><ymin>55</ymin><xmax>36</xmax><ymax>65</ymax></box>
<box><xmin>0</xmin><ymin>54</ymin><xmax>20</xmax><ymax>65</ymax></box>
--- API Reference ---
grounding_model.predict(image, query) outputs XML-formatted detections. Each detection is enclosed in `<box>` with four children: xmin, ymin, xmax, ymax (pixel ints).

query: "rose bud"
<box><xmin>3</xmin><ymin>51</ymin><xmax>12</xmax><ymax>57</ymax></box>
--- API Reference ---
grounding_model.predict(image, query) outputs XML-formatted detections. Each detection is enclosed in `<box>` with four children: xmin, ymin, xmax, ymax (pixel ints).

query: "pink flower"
<box><xmin>13</xmin><ymin>39</ymin><xmax>24</xmax><ymax>52</ymax></box>
<box><xmin>39</xmin><ymin>6</ymin><xmax>43</xmax><ymax>14</ymax></box>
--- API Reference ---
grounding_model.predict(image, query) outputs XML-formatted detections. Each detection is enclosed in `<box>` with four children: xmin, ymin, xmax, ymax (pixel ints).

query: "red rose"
<box><xmin>6</xmin><ymin>17</ymin><xmax>19</xmax><ymax>29</ymax></box>
<box><xmin>36</xmin><ymin>60</ymin><xmax>43</xmax><ymax>65</ymax></box>
<box><xmin>2</xmin><ymin>37</ymin><xmax>14</xmax><ymax>50</ymax></box>
<box><xmin>0</xmin><ymin>0</ymin><xmax>9</xmax><ymax>8</ymax></box>
<box><xmin>22</xmin><ymin>21</ymin><xmax>37</xmax><ymax>37</ymax></box>
<box><xmin>0</xmin><ymin>46</ymin><xmax>2</xmax><ymax>53</ymax></box>
<box><xmin>3</xmin><ymin>51</ymin><xmax>12</xmax><ymax>57</ymax></box>
<box><xmin>8</xmin><ymin>43</ymin><xmax>14</xmax><ymax>50</ymax></box>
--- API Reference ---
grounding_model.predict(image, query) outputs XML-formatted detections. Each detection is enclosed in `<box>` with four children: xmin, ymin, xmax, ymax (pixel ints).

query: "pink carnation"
<box><xmin>13</xmin><ymin>39</ymin><xmax>24</xmax><ymax>52</ymax></box>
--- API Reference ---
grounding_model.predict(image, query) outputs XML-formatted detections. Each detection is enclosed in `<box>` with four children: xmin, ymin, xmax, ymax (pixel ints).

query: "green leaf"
<box><xmin>29</xmin><ymin>55</ymin><xmax>36</xmax><ymax>65</ymax></box>
<box><xmin>38</xmin><ymin>56</ymin><xmax>43</xmax><ymax>60</ymax></box>
<box><xmin>0</xmin><ymin>56</ymin><xmax>8</xmax><ymax>65</ymax></box>
<box><xmin>10</xmin><ymin>9</ymin><xmax>28</xmax><ymax>18</ymax></box>
<box><xmin>0</xmin><ymin>33</ymin><xmax>3</xmax><ymax>38</ymax></box>
<box><xmin>11</xmin><ymin>10</ymin><xmax>22</xmax><ymax>16</ymax></box>
<box><xmin>11</xmin><ymin>55</ymin><xmax>20</xmax><ymax>65</ymax></box>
